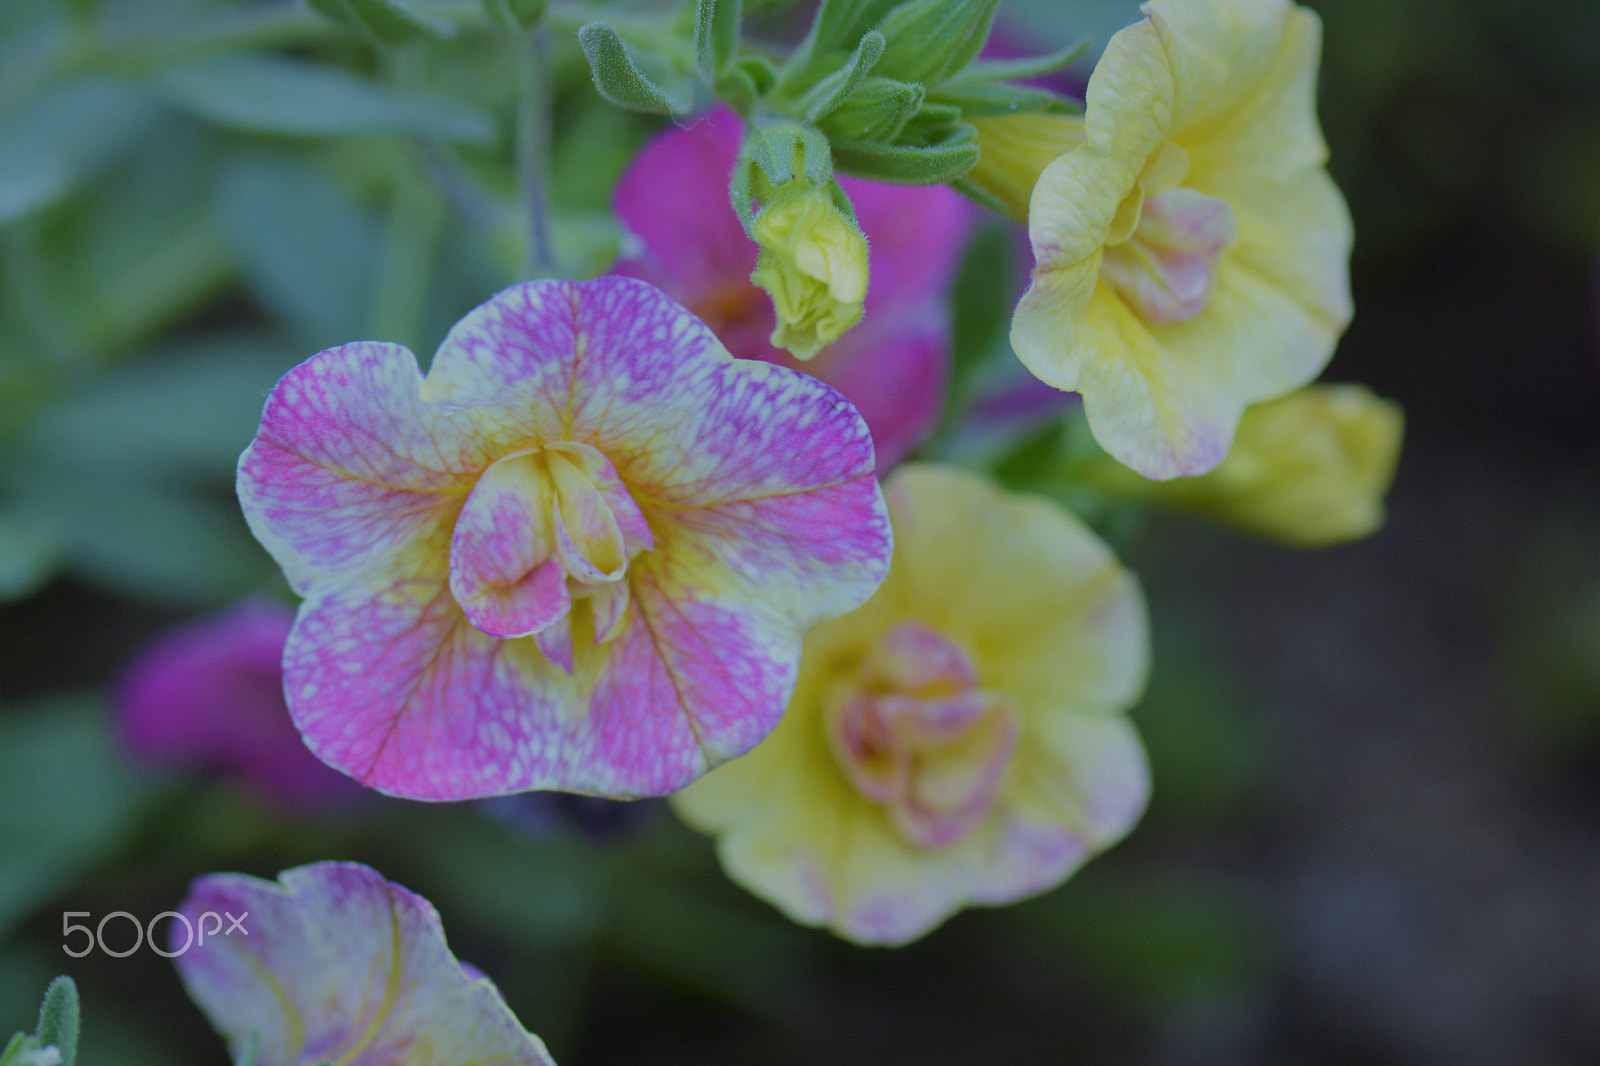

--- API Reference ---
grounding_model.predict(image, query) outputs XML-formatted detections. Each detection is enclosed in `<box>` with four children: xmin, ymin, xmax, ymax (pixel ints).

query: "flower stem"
<box><xmin>517</xmin><ymin>23</ymin><xmax>558</xmax><ymax>278</ymax></box>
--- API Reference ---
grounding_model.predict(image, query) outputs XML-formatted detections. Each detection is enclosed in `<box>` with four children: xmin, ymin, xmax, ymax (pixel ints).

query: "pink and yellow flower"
<box><xmin>238</xmin><ymin>277</ymin><xmax>892</xmax><ymax>801</ymax></box>
<box><xmin>175</xmin><ymin>862</ymin><xmax>555</xmax><ymax>1065</ymax></box>
<box><xmin>612</xmin><ymin>107</ymin><xmax>971</xmax><ymax>470</ymax></box>
<box><xmin>1007</xmin><ymin>0</ymin><xmax>1353</xmax><ymax>479</ymax></box>
<box><xmin>672</xmin><ymin>464</ymin><xmax>1150</xmax><ymax>945</ymax></box>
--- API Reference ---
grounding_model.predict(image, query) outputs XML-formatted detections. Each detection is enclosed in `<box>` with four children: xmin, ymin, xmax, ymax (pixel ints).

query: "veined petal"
<box><xmin>174</xmin><ymin>862</ymin><xmax>554</xmax><ymax>1066</ymax></box>
<box><xmin>237</xmin><ymin>342</ymin><xmax>493</xmax><ymax>594</ymax></box>
<box><xmin>673</xmin><ymin>464</ymin><xmax>1150</xmax><ymax>945</ymax></box>
<box><xmin>448</xmin><ymin>451</ymin><xmax>568</xmax><ymax>640</ymax></box>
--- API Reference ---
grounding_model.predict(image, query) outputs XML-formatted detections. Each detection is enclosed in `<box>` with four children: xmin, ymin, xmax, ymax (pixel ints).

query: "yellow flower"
<box><xmin>671</xmin><ymin>464</ymin><xmax>1150</xmax><ymax>945</ymax></box>
<box><xmin>1080</xmin><ymin>384</ymin><xmax>1404</xmax><ymax>547</ymax></box>
<box><xmin>1010</xmin><ymin>0</ymin><xmax>1353</xmax><ymax>480</ymax></box>
<box><xmin>967</xmin><ymin>113</ymin><xmax>1087</xmax><ymax>223</ymax></box>
<box><xmin>750</xmin><ymin>183</ymin><xmax>870</xmax><ymax>360</ymax></box>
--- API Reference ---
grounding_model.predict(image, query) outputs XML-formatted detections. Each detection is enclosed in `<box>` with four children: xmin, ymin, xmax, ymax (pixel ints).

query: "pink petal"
<box><xmin>448</xmin><ymin>451</ymin><xmax>568</xmax><ymax>639</ymax></box>
<box><xmin>175</xmin><ymin>862</ymin><xmax>554</xmax><ymax>1066</ymax></box>
<box><xmin>238</xmin><ymin>341</ymin><xmax>492</xmax><ymax>594</ymax></box>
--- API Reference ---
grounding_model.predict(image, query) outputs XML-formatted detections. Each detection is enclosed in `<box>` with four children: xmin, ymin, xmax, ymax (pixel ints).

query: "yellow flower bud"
<box><xmin>966</xmin><ymin>113</ymin><xmax>1085</xmax><ymax>222</ymax></box>
<box><xmin>749</xmin><ymin>185</ymin><xmax>870</xmax><ymax>360</ymax></box>
<box><xmin>1079</xmin><ymin>384</ymin><xmax>1404</xmax><ymax>547</ymax></box>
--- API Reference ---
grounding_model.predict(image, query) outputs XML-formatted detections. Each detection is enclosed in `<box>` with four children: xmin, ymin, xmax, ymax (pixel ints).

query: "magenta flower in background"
<box><xmin>612</xmin><ymin>107</ymin><xmax>972</xmax><ymax>471</ymax></box>
<box><xmin>115</xmin><ymin>600</ymin><xmax>362</xmax><ymax>811</ymax></box>
<box><xmin>238</xmin><ymin>277</ymin><xmax>892</xmax><ymax>801</ymax></box>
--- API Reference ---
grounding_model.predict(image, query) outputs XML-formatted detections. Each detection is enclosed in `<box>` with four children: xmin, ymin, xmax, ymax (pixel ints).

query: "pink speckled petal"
<box><xmin>448</xmin><ymin>451</ymin><xmax>568</xmax><ymax>640</ymax></box>
<box><xmin>175</xmin><ymin>862</ymin><xmax>554</xmax><ymax>1066</ymax></box>
<box><xmin>547</xmin><ymin>440</ymin><xmax>654</xmax><ymax>554</ymax></box>
<box><xmin>238</xmin><ymin>342</ymin><xmax>494</xmax><ymax>594</ymax></box>
<box><xmin>589</xmin><ymin>578</ymin><xmax>631</xmax><ymax>644</ymax></box>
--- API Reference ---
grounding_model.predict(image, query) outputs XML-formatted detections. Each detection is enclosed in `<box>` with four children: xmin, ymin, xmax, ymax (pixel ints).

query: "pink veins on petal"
<box><xmin>238</xmin><ymin>276</ymin><xmax>893</xmax><ymax>801</ymax></box>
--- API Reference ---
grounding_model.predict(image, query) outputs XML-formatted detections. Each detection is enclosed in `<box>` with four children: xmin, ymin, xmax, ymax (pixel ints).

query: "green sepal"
<box><xmin>577</xmin><ymin>22</ymin><xmax>685</xmax><ymax>115</ymax></box>
<box><xmin>927</xmin><ymin>81</ymin><xmax>1079</xmax><ymax>118</ymax></box>
<box><xmin>481</xmin><ymin>0</ymin><xmax>546</xmax><ymax>31</ymax></box>
<box><xmin>34</xmin><ymin>977</ymin><xmax>79</xmax><ymax>1066</ymax></box>
<box><xmin>801</xmin><ymin>30</ymin><xmax>884</xmax><ymax>121</ymax></box>
<box><xmin>831</xmin><ymin>126</ymin><xmax>979</xmax><ymax>185</ymax></box>
<box><xmin>817</xmin><ymin>76</ymin><xmax>923</xmax><ymax>142</ymax></box>
<box><xmin>873</xmin><ymin>0</ymin><xmax>1001</xmax><ymax>86</ymax></box>
<box><xmin>695</xmin><ymin>0</ymin><xmax>742</xmax><ymax>78</ymax></box>
<box><xmin>746</xmin><ymin>121</ymin><xmax>834</xmax><ymax>190</ymax></box>
<box><xmin>304</xmin><ymin>0</ymin><xmax>451</xmax><ymax>45</ymax></box>
<box><xmin>954</xmin><ymin>37</ymin><xmax>1090</xmax><ymax>84</ymax></box>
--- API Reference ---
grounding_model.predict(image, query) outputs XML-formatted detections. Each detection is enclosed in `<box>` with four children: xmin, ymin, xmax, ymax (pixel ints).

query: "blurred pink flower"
<box><xmin>115</xmin><ymin>600</ymin><xmax>362</xmax><ymax>811</ymax></box>
<box><xmin>612</xmin><ymin>108</ymin><xmax>972</xmax><ymax>470</ymax></box>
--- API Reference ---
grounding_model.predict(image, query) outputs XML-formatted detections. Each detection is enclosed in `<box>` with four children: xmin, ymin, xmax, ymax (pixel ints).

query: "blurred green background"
<box><xmin>2</xmin><ymin>0</ymin><xmax>1597</xmax><ymax>1062</ymax></box>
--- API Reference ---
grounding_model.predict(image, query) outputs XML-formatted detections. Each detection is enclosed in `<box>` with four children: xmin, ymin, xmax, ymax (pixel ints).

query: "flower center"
<box><xmin>448</xmin><ymin>440</ymin><xmax>653</xmax><ymax>670</ymax></box>
<box><xmin>824</xmin><ymin>622</ymin><xmax>1018</xmax><ymax>849</ymax></box>
<box><xmin>1100</xmin><ymin>186</ymin><xmax>1237</xmax><ymax>326</ymax></box>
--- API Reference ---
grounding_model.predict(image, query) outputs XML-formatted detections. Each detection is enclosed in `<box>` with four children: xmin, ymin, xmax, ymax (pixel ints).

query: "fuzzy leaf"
<box><xmin>818</xmin><ymin>76</ymin><xmax>922</xmax><ymax>141</ymax></box>
<box><xmin>953</xmin><ymin>37</ymin><xmax>1090</xmax><ymax>84</ymax></box>
<box><xmin>831</xmin><ymin>129</ymin><xmax>978</xmax><ymax>185</ymax></box>
<box><xmin>696</xmin><ymin>0</ymin><xmax>742</xmax><ymax>78</ymax></box>
<box><xmin>34</xmin><ymin>978</ymin><xmax>78</xmax><ymax>1066</ymax></box>
<box><xmin>873</xmin><ymin>0</ymin><xmax>1001</xmax><ymax>85</ymax></box>
<box><xmin>927</xmin><ymin>81</ymin><xmax>1078</xmax><ymax>117</ymax></box>
<box><xmin>578</xmin><ymin>22</ymin><xmax>684</xmax><ymax>114</ymax></box>
<box><xmin>803</xmin><ymin>29</ymin><xmax>884</xmax><ymax>121</ymax></box>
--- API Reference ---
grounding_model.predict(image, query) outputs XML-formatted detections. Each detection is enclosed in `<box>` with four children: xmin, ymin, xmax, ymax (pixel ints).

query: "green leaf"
<box><xmin>234</xmin><ymin>1031</ymin><xmax>261</xmax><ymax>1066</ymax></box>
<box><xmin>482</xmin><ymin>0</ymin><xmax>546</xmax><ymax>31</ymax></box>
<box><xmin>830</xmin><ymin>128</ymin><xmax>978</xmax><ymax>184</ymax></box>
<box><xmin>802</xmin><ymin>29</ymin><xmax>884</xmax><ymax>122</ymax></box>
<box><xmin>952</xmin><ymin>37</ymin><xmax>1090</xmax><ymax>83</ymax></box>
<box><xmin>23</xmin><ymin>335</ymin><xmax>296</xmax><ymax>484</ymax></box>
<box><xmin>0</xmin><ymin>695</ymin><xmax>167</xmax><ymax>940</ymax></box>
<box><xmin>817</xmin><ymin>75</ymin><xmax>922</xmax><ymax>141</ymax></box>
<box><xmin>802</xmin><ymin>0</ymin><xmax>901</xmax><ymax>60</ymax></box>
<box><xmin>305</xmin><ymin>0</ymin><xmax>452</xmax><ymax>45</ymax></box>
<box><xmin>948</xmin><ymin>222</ymin><xmax>1013</xmax><ymax>378</ymax></box>
<box><xmin>873</xmin><ymin>0</ymin><xmax>1002</xmax><ymax>85</ymax></box>
<box><xmin>695</xmin><ymin>0</ymin><xmax>742</xmax><ymax>79</ymax></box>
<box><xmin>927</xmin><ymin>80</ymin><xmax>1078</xmax><ymax>117</ymax></box>
<box><xmin>156</xmin><ymin>53</ymin><xmax>494</xmax><ymax>142</ymax></box>
<box><xmin>34</xmin><ymin>977</ymin><xmax>78</xmax><ymax>1066</ymax></box>
<box><xmin>2</xmin><ymin>455</ymin><xmax>270</xmax><ymax>606</ymax></box>
<box><xmin>214</xmin><ymin>157</ymin><xmax>381</xmax><ymax>349</ymax></box>
<box><xmin>0</xmin><ymin>509</ymin><xmax>60</xmax><ymax>603</ymax></box>
<box><xmin>0</xmin><ymin>78</ymin><xmax>159</xmax><ymax>224</ymax></box>
<box><xmin>577</xmin><ymin>22</ymin><xmax>684</xmax><ymax>115</ymax></box>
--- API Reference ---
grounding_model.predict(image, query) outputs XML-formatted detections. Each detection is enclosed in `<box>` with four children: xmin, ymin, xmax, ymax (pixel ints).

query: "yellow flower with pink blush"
<box><xmin>1008</xmin><ymin>0</ymin><xmax>1354</xmax><ymax>480</ymax></box>
<box><xmin>672</xmin><ymin>464</ymin><xmax>1150</xmax><ymax>945</ymax></box>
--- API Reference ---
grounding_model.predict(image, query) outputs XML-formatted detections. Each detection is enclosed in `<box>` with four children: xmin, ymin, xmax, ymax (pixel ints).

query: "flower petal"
<box><xmin>238</xmin><ymin>341</ymin><xmax>491</xmax><ymax>594</ymax></box>
<box><xmin>175</xmin><ymin>862</ymin><xmax>554</xmax><ymax>1066</ymax></box>
<box><xmin>448</xmin><ymin>451</ymin><xmax>568</xmax><ymax>640</ymax></box>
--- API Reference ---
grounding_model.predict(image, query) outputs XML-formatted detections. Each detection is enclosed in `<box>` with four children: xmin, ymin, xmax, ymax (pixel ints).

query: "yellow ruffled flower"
<box><xmin>750</xmin><ymin>183</ymin><xmax>870</xmax><ymax>360</ymax></box>
<box><xmin>1010</xmin><ymin>0</ymin><xmax>1354</xmax><ymax>480</ymax></box>
<box><xmin>1080</xmin><ymin>384</ymin><xmax>1404</xmax><ymax>547</ymax></box>
<box><xmin>967</xmin><ymin>113</ymin><xmax>1085</xmax><ymax>223</ymax></box>
<box><xmin>671</xmin><ymin>464</ymin><xmax>1150</xmax><ymax>946</ymax></box>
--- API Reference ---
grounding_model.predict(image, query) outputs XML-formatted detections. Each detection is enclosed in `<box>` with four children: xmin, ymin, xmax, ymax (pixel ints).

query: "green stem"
<box><xmin>517</xmin><ymin>23</ymin><xmax>557</xmax><ymax>278</ymax></box>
